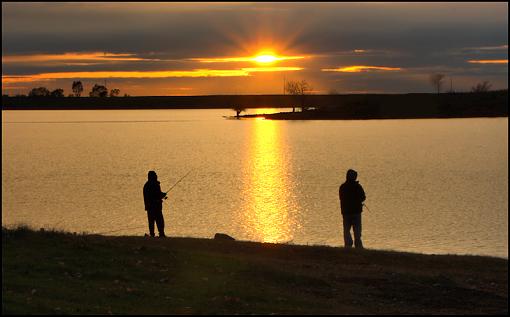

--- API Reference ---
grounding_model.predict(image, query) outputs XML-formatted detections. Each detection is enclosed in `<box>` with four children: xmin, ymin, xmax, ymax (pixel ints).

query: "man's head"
<box><xmin>148</xmin><ymin>170</ymin><xmax>158</xmax><ymax>181</ymax></box>
<box><xmin>346</xmin><ymin>169</ymin><xmax>357</xmax><ymax>181</ymax></box>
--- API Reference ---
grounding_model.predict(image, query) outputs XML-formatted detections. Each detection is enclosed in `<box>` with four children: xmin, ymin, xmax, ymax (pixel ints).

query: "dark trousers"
<box><xmin>147</xmin><ymin>208</ymin><xmax>165</xmax><ymax>237</ymax></box>
<box><xmin>342</xmin><ymin>213</ymin><xmax>363</xmax><ymax>248</ymax></box>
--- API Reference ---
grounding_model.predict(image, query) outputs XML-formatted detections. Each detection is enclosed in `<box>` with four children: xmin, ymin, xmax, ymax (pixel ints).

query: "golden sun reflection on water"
<box><xmin>241</xmin><ymin>119</ymin><xmax>295</xmax><ymax>243</ymax></box>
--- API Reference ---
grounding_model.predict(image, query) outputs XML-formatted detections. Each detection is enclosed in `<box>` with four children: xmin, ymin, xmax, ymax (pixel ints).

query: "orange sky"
<box><xmin>2</xmin><ymin>3</ymin><xmax>508</xmax><ymax>95</ymax></box>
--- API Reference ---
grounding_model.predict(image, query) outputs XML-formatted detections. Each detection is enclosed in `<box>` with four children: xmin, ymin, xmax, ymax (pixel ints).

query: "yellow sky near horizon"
<box><xmin>4</xmin><ymin>53</ymin><xmax>506</xmax><ymax>95</ymax></box>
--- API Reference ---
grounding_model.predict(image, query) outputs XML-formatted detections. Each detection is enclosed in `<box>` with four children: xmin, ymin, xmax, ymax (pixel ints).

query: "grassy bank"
<box><xmin>2</xmin><ymin>226</ymin><xmax>508</xmax><ymax>314</ymax></box>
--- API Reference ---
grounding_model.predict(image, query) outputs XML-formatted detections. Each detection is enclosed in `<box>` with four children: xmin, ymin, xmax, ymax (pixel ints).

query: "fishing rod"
<box><xmin>101</xmin><ymin>169</ymin><xmax>193</xmax><ymax>235</ymax></box>
<box><xmin>363</xmin><ymin>203</ymin><xmax>372</xmax><ymax>212</ymax></box>
<box><xmin>163</xmin><ymin>169</ymin><xmax>194</xmax><ymax>196</ymax></box>
<box><xmin>55</xmin><ymin>170</ymin><xmax>195</xmax><ymax>237</ymax></box>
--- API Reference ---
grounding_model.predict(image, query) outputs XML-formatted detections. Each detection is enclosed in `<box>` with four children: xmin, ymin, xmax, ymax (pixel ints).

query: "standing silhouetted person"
<box><xmin>143</xmin><ymin>171</ymin><xmax>167</xmax><ymax>238</ymax></box>
<box><xmin>339</xmin><ymin>169</ymin><xmax>366</xmax><ymax>249</ymax></box>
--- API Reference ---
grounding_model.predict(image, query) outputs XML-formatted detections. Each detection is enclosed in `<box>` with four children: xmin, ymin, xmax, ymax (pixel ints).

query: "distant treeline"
<box><xmin>2</xmin><ymin>91</ymin><xmax>508</xmax><ymax>119</ymax></box>
<box><xmin>260</xmin><ymin>90</ymin><xmax>509</xmax><ymax>120</ymax></box>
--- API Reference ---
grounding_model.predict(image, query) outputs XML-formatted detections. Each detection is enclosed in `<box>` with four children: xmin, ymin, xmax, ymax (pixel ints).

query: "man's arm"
<box><xmin>359</xmin><ymin>185</ymin><xmax>366</xmax><ymax>202</ymax></box>
<box><xmin>157</xmin><ymin>183</ymin><xmax>167</xmax><ymax>200</ymax></box>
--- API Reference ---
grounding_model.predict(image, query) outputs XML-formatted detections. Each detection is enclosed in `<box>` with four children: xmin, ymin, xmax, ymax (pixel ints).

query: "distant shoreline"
<box><xmin>237</xmin><ymin>111</ymin><xmax>508</xmax><ymax>120</ymax></box>
<box><xmin>2</xmin><ymin>91</ymin><xmax>507</xmax><ymax>120</ymax></box>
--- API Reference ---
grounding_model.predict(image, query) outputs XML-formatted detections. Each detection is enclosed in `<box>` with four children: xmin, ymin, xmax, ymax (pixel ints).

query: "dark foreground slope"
<box><xmin>2</xmin><ymin>227</ymin><xmax>508</xmax><ymax>314</ymax></box>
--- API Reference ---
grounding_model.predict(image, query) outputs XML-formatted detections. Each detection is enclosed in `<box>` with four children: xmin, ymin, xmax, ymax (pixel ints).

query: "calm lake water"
<box><xmin>2</xmin><ymin>109</ymin><xmax>508</xmax><ymax>258</ymax></box>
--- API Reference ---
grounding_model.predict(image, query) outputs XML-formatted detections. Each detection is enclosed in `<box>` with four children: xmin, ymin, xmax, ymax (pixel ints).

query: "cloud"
<box><xmin>467</xmin><ymin>59</ymin><xmax>508</xmax><ymax>64</ymax></box>
<box><xmin>1</xmin><ymin>70</ymin><xmax>247</xmax><ymax>84</ymax></box>
<box><xmin>322</xmin><ymin>66</ymin><xmax>402</xmax><ymax>73</ymax></box>
<box><xmin>189</xmin><ymin>54</ymin><xmax>307</xmax><ymax>63</ymax></box>
<box><xmin>3</xmin><ymin>3</ymin><xmax>507</xmax><ymax>57</ymax></box>
<box><xmin>2</xmin><ymin>76</ymin><xmax>55</xmax><ymax>84</ymax></box>
<box><xmin>460</xmin><ymin>45</ymin><xmax>508</xmax><ymax>53</ymax></box>
<box><xmin>2</xmin><ymin>2</ymin><xmax>507</xmax><ymax>94</ymax></box>
<box><xmin>2</xmin><ymin>52</ymin><xmax>158</xmax><ymax>63</ymax></box>
<box><xmin>1</xmin><ymin>67</ymin><xmax>303</xmax><ymax>84</ymax></box>
<box><xmin>240</xmin><ymin>67</ymin><xmax>303</xmax><ymax>72</ymax></box>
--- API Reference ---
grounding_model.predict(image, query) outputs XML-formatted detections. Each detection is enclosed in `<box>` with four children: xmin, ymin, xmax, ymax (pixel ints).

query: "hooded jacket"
<box><xmin>339</xmin><ymin>180</ymin><xmax>366</xmax><ymax>215</ymax></box>
<box><xmin>143</xmin><ymin>179</ymin><xmax>165</xmax><ymax>211</ymax></box>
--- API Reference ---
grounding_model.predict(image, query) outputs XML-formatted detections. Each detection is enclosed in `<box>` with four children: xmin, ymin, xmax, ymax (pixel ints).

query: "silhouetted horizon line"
<box><xmin>3</xmin><ymin>90</ymin><xmax>509</xmax><ymax>98</ymax></box>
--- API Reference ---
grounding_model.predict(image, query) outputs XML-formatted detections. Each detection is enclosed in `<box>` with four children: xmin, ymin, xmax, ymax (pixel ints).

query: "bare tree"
<box><xmin>429</xmin><ymin>73</ymin><xmax>445</xmax><ymax>94</ymax></box>
<box><xmin>471</xmin><ymin>81</ymin><xmax>492</xmax><ymax>93</ymax></box>
<box><xmin>72</xmin><ymin>81</ymin><xmax>83</xmax><ymax>97</ymax></box>
<box><xmin>232</xmin><ymin>105</ymin><xmax>246</xmax><ymax>119</ymax></box>
<box><xmin>285</xmin><ymin>80</ymin><xmax>313</xmax><ymax>112</ymax></box>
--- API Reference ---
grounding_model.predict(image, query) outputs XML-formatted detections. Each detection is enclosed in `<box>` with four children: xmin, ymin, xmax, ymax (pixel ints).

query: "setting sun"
<box><xmin>253</xmin><ymin>54</ymin><xmax>278</xmax><ymax>64</ymax></box>
<box><xmin>189</xmin><ymin>53</ymin><xmax>306</xmax><ymax>66</ymax></box>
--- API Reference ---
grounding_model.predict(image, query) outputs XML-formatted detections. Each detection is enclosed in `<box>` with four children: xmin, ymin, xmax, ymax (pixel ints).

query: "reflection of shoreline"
<box><xmin>238</xmin><ymin>110</ymin><xmax>509</xmax><ymax>120</ymax></box>
<box><xmin>240</xmin><ymin>119</ymin><xmax>294</xmax><ymax>243</ymax></box>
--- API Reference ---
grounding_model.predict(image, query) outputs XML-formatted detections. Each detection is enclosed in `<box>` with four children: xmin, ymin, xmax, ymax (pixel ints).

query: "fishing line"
<box><xmin>164</xmin><ymin>169</ymin><xmax>194</xmax><ymax>194</ymax></box>
<box><xmin>56</xmin><ymin>169</ymin><xmax>195</xmax><ymax>236</ymax></box>
<box><xmin>101</xmin><ymin>169</ymin><xmax>194</xmax><ymax>234</ymax></box>
<box><xmin>162</xmin><ymin>169</ymin><xmax>194</xmax><ymax>204</ymax></box>
<box><xmin>95</xmin><ymin>224</ymin><xmax>147</xmax><ymax>235</ymax></box>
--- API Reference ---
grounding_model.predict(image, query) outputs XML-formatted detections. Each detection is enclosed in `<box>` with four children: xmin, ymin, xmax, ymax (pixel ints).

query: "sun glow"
<box><xmin>190</xmin><ymin>53</ymin><xmax>306</xmax><ymax>64</ymax></box>
<box><xmin>253</xmin><ymin>54</ymin><xmax>278</xmax><ymax>64</ymax></box>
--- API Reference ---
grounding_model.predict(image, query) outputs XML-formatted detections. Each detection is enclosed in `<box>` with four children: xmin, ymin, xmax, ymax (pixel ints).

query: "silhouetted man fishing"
<box><xmin>339</xmin><ymin>169</ymin><xmax>366</xmax><ymax>249</ymax></box>
<box><xmin>143</xmin><ymin>171</ymin><xmax>167</xmax><ymax>238</ymax></box>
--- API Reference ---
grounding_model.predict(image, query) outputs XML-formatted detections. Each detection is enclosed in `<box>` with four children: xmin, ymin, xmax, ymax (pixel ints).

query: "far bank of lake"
<box><xmin>2</xmin><ymin>91</ymin><xmax>508</xmax><ymax>120</ymax></box>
